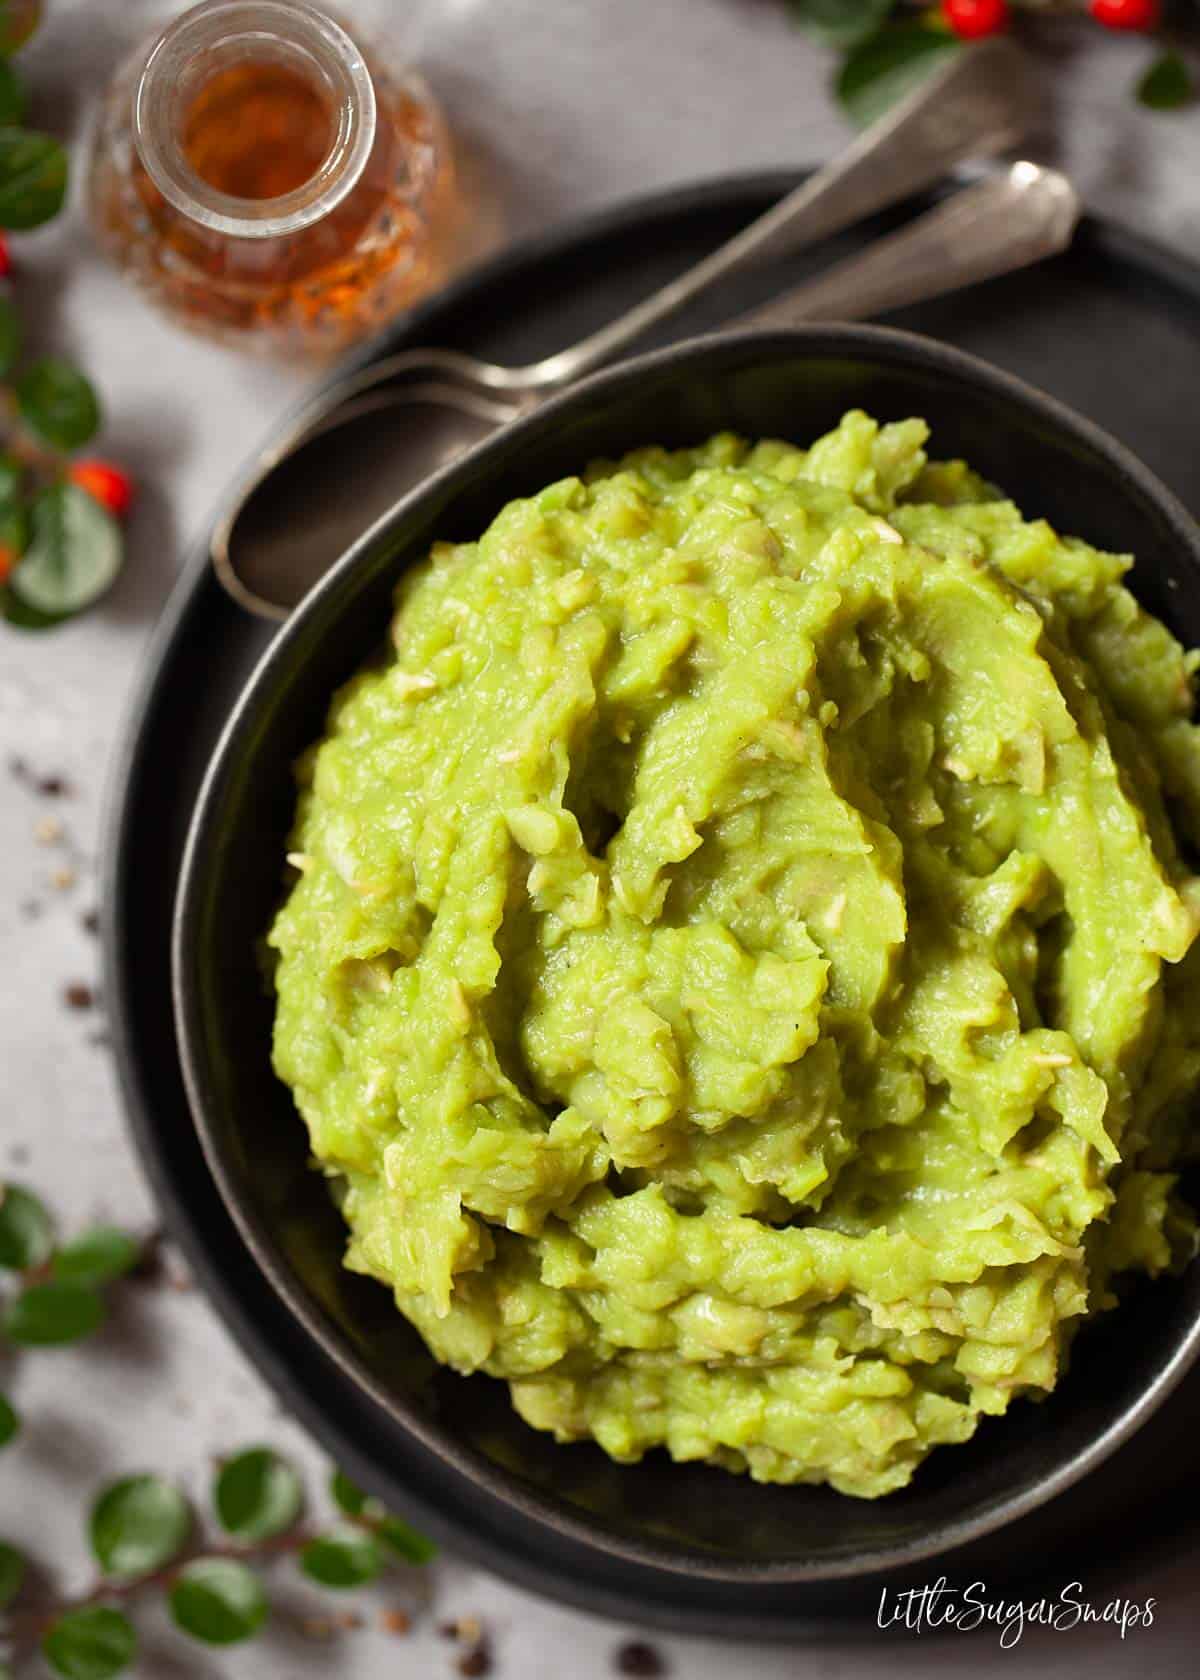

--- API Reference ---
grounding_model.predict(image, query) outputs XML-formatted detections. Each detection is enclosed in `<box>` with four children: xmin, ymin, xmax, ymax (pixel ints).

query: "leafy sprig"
<box><xmin>0</xmin><ymin>1184</ymin><xmax>141</xmax><ymax>1376</ymax></box>
<box><xmin>0</xmin><ymin>1182</ymin><xmax>438</xmax><ymax>1677</ymax></box>
<box><xmin>1</xmin><ymin>1461</ymin><xmax>434</xmax><ymax>1676</ymax></box>
<box><xmin>0</xmin><ymin>1</ymin><xmax>129</xmax><ymax>632</ymax></box>
<box><xmin>0</xmin><ymin>4</ymin><xmax>65</xmax><ymax>231</ymax></box>
<box><xmin>787</xmin><ymin>0</ymin><xmax>1195</xmax><ymax>120</ymax></box>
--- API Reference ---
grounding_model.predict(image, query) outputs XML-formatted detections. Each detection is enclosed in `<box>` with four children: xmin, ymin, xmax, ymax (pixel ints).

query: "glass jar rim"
<box><xmin>133</xmin><ymin>0</ymin><xmax>377</xmax><ymax>240</ymax></box>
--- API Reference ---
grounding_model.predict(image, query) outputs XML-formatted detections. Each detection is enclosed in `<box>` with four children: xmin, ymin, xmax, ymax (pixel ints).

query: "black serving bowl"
<box><xmin>172</xmin><ymin>324</ymin><xmax>1200</xmax><ymax>1630</ymax></box>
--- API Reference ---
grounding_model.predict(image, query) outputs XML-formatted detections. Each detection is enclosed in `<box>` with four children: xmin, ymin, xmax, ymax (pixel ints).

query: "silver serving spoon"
<box><xmin>215</xmin><ymin>40</ymin><xmax>1041</xmax><ymax>619</ymax></box>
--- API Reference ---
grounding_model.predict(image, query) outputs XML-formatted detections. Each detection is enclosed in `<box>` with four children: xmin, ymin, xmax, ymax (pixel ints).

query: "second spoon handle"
<box><xmin>524</xmin><ymin>37</ymin><xmax>1034</xmax><ymax>392</ymax></box>
<box><xmin>734</xmin><ymin>162</ymin><xmax>1079</xmax><ymax>332</ymax></box>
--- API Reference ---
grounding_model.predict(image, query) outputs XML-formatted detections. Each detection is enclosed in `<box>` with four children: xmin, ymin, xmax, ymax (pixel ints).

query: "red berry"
<box><xmin>0</xmin><ymin>542</ymin><xmax>15</xmax><ymax>584</ymax></box>
<box><xmin>942</xmin><ymin>0</ymin><xmax>1010</xmax><ymax>38</ymax></box>
<box><xmin>0</xmin><ymin>1</ymin><xmax>41</xmax><ymax>55</ymax></box>
<box><xmin>69</xmin><ymin>460</ymin><xmax>135</xmax><ymax>519</ymax></box>
<box><xmin>0</xmin><ymin>234</ymin><xmax>11</xmax><ymax>281</ymax></box>
<box><xmin>1089</xmin><ymin>0</ymin><xmax>1159</xmax><ymax>26</ymax></box>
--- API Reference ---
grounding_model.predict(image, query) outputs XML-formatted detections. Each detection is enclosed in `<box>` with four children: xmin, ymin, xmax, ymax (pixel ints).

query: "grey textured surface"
<box><xmin>1</xmin><ymin>1</ymin><xmax>1197</xmax><ymax>1674</ymax></box>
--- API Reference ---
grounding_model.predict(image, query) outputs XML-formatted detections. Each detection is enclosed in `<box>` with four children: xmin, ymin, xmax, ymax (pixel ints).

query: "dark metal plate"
<box><xmin>104</xmin><ymin>172</ymin><xmax>1200</xmax><ymax>1637</ymax></box>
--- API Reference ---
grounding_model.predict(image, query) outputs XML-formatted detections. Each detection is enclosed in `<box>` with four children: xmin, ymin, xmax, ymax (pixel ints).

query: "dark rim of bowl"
<box><xmin>172</xmin><ymin>319</ymin><xmax>1200</xmax><ymax>1585</ymax></box>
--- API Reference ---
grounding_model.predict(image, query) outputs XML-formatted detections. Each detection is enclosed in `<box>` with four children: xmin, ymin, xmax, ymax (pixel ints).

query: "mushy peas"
<box><xmin>269</xmin><ymin>413</ymin><xmax>1200</xmax><ymax>1497</ymax></box>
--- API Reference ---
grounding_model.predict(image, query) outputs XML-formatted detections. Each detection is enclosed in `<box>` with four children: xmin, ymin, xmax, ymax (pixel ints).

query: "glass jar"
<box><xmin>85</xmin><ymin>0</ymin><xmax>455</xmax><ymax>357</ymax></box>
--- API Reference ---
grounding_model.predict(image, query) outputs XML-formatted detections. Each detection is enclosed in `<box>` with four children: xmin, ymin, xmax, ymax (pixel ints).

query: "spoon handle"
<box><xmin>524</xmin><ymin>38</ymin><xmax>1035</xmax><ymax>393</ymax></box>
<box><xmin>733</xmin><ymin>162</ymin><xmax>1079</xmax><ymax>331</ymax></box>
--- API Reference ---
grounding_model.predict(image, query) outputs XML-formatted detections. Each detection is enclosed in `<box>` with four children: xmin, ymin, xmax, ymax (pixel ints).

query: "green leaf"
<box><xmin>300</xmin><ymin>1528</ymin><xmax>383</xmax><ymax>1588</ymax></box>
<box><xmin>0</xmin><ymin>581</ymin><xmax>67</xmax><ymax>628</ymax></box>
<box><xmin>3</xmin><ymin>1279</ymin><xmax>104</xmax><ymax>1345</ymax></box>
<box><xmin>375</xmin><ymin>1515</ymin><xmax>437</xmax><ymax>1565</ymax></box>
<box><xmin>0</xmin><ymin>1182</ymin><xmax>53</xmax><ymax>1269</ymax></box>
<box><xmin>1137</xmin><ymin>49</ymin><xmax>1193</xmax><ymax>112</ymax></box>
<box><xmin>169</xmin><ymin>1558</ymin><xmax>269</xmax><ymax>1645</ymax></box>
<box><xmin>836</xmin><ymin>25</ymin><xmax>961</xmax><ymax>128</ymax></box>
<box><xmin>17</xmin><ymin>357</ymin><xmax>101</xmax><ymax>450</ymax></box>
<box><xmin>326</xmin><ymin>1468</ymin><xmax>433</xmax><ymax>1560</ymax></box>
<box><xmin>0</xmin><ymin>1539</ymin><xmax>24</xmax><ymax>1607</ymax></box>
<box><xmin>0</xmin><ymin>59</ymin><xmax>25</xmax><ymax>123</ymax></box>
<box><xmin>0</xmin><ymin>2</ymin><xmax>43</xmax><ymax>56</ymax></box>
<box><xmin>329</xmin><ymin>1467</ymin><xmax>368</xmax><ymax>1517</ymax></box>
<box><xmin>42</xmin><ymin>1607</ymin><xmax>136</xmax><ymax>1680</ymax></box>
<box><xmin>0</xmin><ymin>293</ymin><xmax>19</xmax><ymax>378</ymax></box>
<box><xmin>0</xmin><ymin>1389</ymin><xmax>18</xmax><ymax>1446</ymax></box>
<box><xmin>53</xmin><ymin>1229</ymin><xmax>142</xmax><ymax>1289</ymax></box>
<box><xmin>9</xmin><ymin>483</ymin><xmax>123</xmax><ymax>618</ymax></box>
<box><xmin>0</xmin><ymin>498</ymin><xmax>25</xmax><ymax>557</ymax></box>
<box><xmin>0</xmin><ymin>129</ymin><xmax>66</xmax><ymax>228</ymax></box>
<box><xmin>788</xmin><ymin>0</ymin><xmax>892</xmax><ymax>50</ymax></box>
<box><xmin>213</xmin><ymin>1447</ymin><xmax>303</xmax><ymax>1542</ymax></box>
<box><xmin>0</xmin><ymin>499</ymin><xmax>28</xmax><ymax>627</ymax></box>
<box><xmin>89</xmin><ymin>1475</ymin><xmax>191</xmax><ymax>1579</ymax></box>
<box><xmin>0</xmin><ymin>450</ymin><xmax>23</xmax><ymax>503</ymax></box>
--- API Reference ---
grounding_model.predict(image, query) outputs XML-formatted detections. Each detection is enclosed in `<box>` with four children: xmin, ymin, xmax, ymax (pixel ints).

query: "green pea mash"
<box><xmin>269</xmin><ymin>412</ymin><xmax>1200</xmax><ymax>1497</ymax></box>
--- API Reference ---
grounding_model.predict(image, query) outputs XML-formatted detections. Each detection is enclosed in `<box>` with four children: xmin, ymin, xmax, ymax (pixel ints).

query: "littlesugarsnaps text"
<box><xmin>876</xmin><ymin>1578</ymin><xmax>1156</xmax><ymax>1648</ymax></box>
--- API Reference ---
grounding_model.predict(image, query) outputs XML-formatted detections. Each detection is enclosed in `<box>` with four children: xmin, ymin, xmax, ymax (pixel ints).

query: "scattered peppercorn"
<box><xmin>1089</xmin><ymin>0</ymin><xmax>1159</xmax><ymax>25</ymax></box>
<box><xmin>9</xmin><ymin>760</ymin><xmax>73</xmax><ymax>799</ymax></box>
<box><xmin>63</xmin><ymin>982</ymin><xmax>95</xmax><ymax>1011</ymax></box>
<box><xmin>82</xmin><ymin>909</ymin><xmax>100</xmax><ymax>936</ymax></box>
<box><xmin>458</xmin><ymin>1641</ymin><xmax>493</xmax><ymax>1678</ymax></box>
<box><xmin>942</xmin><ymin>0</ymin><xmax>1009</xmax><ymax>36</ymax></box>
<box><xmin>68</xmin><ymin>459</ymin><xmax>136</xmax><ymax>520</ymax></box>
<box><xmin>439</xmin><ymin>1618</ymin><xmax>477</xmax><ymax>1641</ymax></box>
<box><xmin>615</xmin><ymin>1640</ymin><xmax>667</xmax><ymax>1677</ymax></box>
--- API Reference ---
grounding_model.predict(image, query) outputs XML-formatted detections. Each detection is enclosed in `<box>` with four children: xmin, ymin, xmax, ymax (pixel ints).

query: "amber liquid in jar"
<box><xmin>86</xmin><ymin>1</ymin><xmax>456</xmax><ymax>357</ymax></box>
<box><xmin>182</xmin><ymin>61</ymin><xmax>337</xmax><ymax>200</ymax></box>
